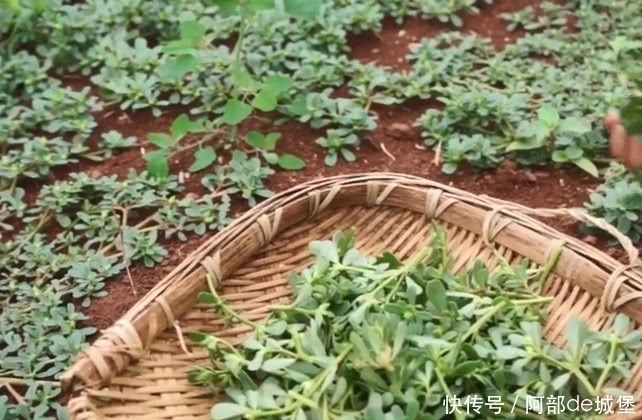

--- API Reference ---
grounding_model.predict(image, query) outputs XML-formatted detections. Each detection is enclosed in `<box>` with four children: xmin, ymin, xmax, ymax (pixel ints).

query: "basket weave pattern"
<box><xmin>61</xmin><ymin>173</ymin><xmax>642</xmax><ymax>419</ymax></box>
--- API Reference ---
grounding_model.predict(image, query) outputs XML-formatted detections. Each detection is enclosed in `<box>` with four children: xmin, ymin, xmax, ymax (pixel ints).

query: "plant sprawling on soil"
<box><xmin>189</xmin><ymin>227</ymin><xmax>642</xmax><ymax>419</ymax></box>
<box><xmin>2</xmin><ymin>0</ymin><xmax>642</xmax><ymax>418</ymax></box>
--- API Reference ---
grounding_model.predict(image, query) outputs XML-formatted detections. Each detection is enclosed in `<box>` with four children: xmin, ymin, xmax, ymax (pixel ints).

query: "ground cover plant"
<box><xmin>189</xmin><ymin>227</ymin><xmax>642</xmax><ymax>419</ymax></box>
<box><xmin>3</xmin><ymin>0</ymin><xmax>642</xmax><ymax>418</ymax></box>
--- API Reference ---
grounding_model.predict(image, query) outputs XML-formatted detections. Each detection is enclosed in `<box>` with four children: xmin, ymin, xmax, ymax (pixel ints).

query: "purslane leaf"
<box><xmin>537</xmin><ymin>105</ymin><xmax>560</xmax><ymax>128</ymax></box>
<box><xmin>211</xmin><ymin>402</ymin><xmax>246</xmax><ymax>420</ymax></box>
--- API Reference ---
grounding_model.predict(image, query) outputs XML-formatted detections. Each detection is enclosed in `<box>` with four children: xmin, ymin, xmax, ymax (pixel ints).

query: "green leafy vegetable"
<box><xmin>189</xmin><ymin>226</ymin><xmax>641</xmax><ymax>419</ymax></box>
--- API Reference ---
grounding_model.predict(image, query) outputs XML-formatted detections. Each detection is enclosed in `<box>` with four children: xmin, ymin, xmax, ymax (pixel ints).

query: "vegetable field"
<box><xmin>2</xmin><ymin>0</ymin><xmax>642</xmax><ymax>418</ymax></box>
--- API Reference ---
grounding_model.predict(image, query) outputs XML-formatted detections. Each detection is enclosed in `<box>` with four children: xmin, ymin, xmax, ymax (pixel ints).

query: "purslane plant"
<box><xmin>188</xmin><ymin>226</ymin><xmax>640</xmax><ymax>420</ymax></box>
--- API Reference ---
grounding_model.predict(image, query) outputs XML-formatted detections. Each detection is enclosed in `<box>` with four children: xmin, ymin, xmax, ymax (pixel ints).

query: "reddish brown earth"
<box><xmin>51</xmin><ymin>0</ymin><xmax>619</xmax><ymax>332</ymax></box>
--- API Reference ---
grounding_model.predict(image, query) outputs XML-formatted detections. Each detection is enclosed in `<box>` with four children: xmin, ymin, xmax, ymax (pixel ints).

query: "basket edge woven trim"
<box><xmin>59</xmin><ymin>172</ymin><xmax>642</xmax><ymax>399</ymax></box>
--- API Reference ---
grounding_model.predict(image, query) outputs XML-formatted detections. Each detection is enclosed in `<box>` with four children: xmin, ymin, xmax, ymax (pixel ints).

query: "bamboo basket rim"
<box><xmin>60</xmin><ymin>172</ymin><xmax>642</xmax><ymax>415</ymax></box>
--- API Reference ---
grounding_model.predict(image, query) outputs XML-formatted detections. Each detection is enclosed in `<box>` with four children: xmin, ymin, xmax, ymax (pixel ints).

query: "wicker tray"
<box><xmin>61</xmin><ymin>173</ymin><xmax>642</xmax><ymax>420</ymax></box>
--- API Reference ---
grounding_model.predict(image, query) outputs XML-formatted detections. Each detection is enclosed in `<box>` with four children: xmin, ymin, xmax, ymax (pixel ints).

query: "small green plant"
<box><xmin>144</xmin><ymin>113</ymin><xmax>208</xmax><ymax>178</ymax></box>
<box><xmin>584</xmin><ymin>177</ymin><xmax>642</xmax><ymax>243</ymax></box>
<box><xmin>499</xmin><ymin>6</ymin><xmax>536</xmax><ymax>31</ymax></box>
<box><xmin>500</xmin><ymin>2</ymin><xmax>567</xmax><ymax>32</ymax></box>
<box><xmin>441</xmin><ymin>133</ymin><xmax>501</xmax><ymax>174</ymax></box>
<box><xmin>583</xmin><ymin>162</ymin><xmax>642</xmax><ymax>243</ymax></box>
<box><xmin>142</xmin><ymin>114</ymin><xmax>305</xmax><ymax>179</ymax></box>
<box><xmin>99</xmin><ymin>131</ymin><xmax>138</xmax><ymax>159</ymax></box>
<box><xmin>316</xmin><ymin>128</ymin><xmax>359</xmax><ymax>166</ymax></box>
<box><xmin>198</xmin><ymin>150</ymin><xmax>276</xmax><ymax>208</ymax></box>
<box><xmin>152</xmin><ymin>0</ymin><xmax>323</xmax><ymax>179</ymax></box>
<box><xmin>246</xmin><ymin>131</ymin><xmax>305</xmax><ymax>170</ymax></box>
<box><xmin>506</xmin><ymin>105</ymin><xmax>599</xmax><ymax>176</ymax></box>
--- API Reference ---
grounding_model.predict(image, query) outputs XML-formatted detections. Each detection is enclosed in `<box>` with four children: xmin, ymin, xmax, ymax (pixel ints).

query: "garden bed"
<box><xmin>2</xmin><ymin>0</ymin><xmax>642</xmax><ymax>417</ymax></box>
<box><xmin>65</xmin><ymin>0</ymin><xmax>615</xmax><ymax>330</ymax></box>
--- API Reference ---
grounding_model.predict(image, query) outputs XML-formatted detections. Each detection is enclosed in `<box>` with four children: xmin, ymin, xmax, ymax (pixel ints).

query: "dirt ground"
<box><xmin>59</xmin><ymin>0</ymin><xmax>616</xmax><ymax>332</ymax></box>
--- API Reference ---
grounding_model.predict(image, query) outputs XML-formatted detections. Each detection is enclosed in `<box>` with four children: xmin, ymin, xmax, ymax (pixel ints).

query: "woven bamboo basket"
<box><xmin>61</xmin><ymin>172</ymin><xmax>642</xmax><ymax>420</ymax></box>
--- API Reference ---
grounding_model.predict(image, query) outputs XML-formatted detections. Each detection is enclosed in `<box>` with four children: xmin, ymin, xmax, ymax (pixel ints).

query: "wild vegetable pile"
<box><xmin>188</xmin><ymin>226</ymin><xmax>642</xmax><ymax>420</ymax></box>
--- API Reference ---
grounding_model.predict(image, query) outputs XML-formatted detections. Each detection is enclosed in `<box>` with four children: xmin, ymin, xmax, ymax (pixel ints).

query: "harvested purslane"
<box><xmin>188</xmin><ymin>225</ymin><xmax>642</xmax><ymax>420</ymax></box>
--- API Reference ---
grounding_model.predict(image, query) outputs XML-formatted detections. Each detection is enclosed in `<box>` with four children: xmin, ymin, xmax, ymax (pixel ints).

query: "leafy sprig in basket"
<box><xmin>187</xmin><ymin>225</ymin><xmax>641</xmax><ymax>420</ymax></box>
